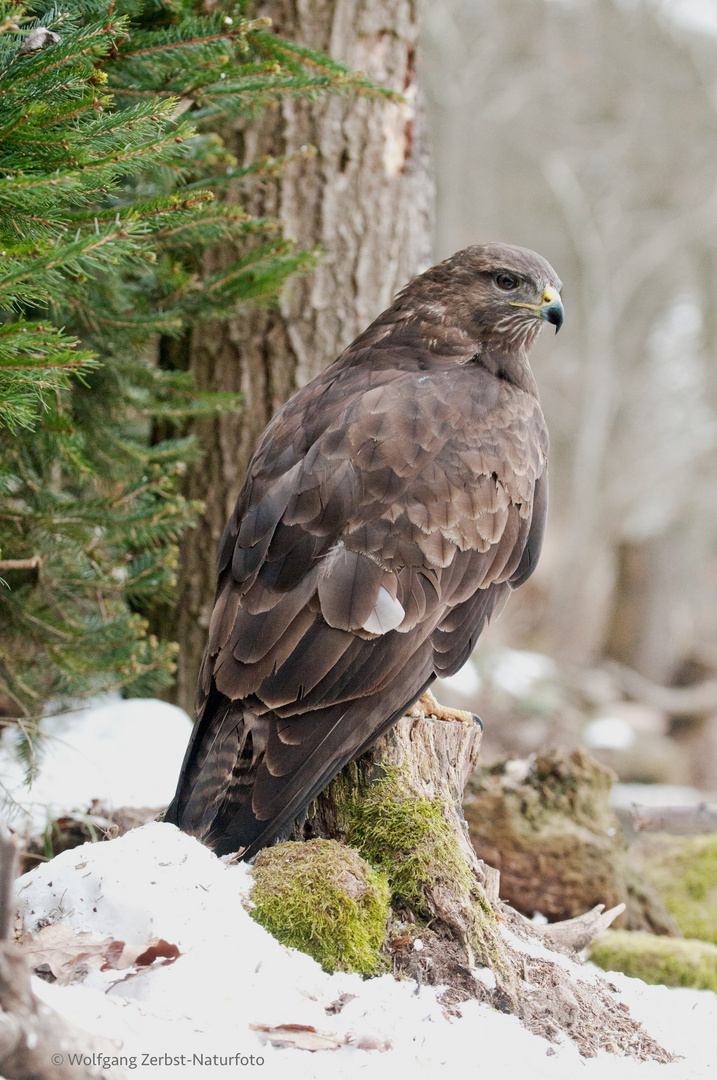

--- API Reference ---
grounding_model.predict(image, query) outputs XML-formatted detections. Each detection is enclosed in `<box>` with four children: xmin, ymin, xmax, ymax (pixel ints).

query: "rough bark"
<box><xmin>172</xmin><ymin>0</ymin><xmax>433</xmax><ymax>712</ymax></box>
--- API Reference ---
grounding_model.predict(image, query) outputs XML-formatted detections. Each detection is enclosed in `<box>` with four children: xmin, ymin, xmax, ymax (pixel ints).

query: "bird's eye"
<box><xmin>495</xmin><ymin>272</ymin><xmax>521</xmax><ymax>291</ymax></box>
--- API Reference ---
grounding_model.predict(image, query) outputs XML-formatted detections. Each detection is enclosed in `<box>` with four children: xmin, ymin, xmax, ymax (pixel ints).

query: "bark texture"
<box><xmin>173</xmin><ymin>0</ymin><xmax>433</xmax><ymax>711</ymax></box>
<box><xmin>300</xmin><ymin>712</ymin><xmax>484</xmax><ymax>848</ymax></box>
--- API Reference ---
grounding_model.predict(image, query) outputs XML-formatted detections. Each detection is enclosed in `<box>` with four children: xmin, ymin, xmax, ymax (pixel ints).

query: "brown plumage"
<box><xmin>166</xmin><ymin>243</ymin><xmax>563</xmax><ymax>858</ymax></box>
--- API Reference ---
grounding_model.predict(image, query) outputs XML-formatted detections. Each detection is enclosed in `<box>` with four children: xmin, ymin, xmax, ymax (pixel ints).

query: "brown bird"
<box><xmin>166</xmin><ymin>243</ymin><xmax>563</xmax><ymax>858</ymax></box>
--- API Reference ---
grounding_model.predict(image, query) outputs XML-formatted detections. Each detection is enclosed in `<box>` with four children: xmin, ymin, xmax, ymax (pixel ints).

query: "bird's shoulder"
<box><xmin>256</xmin><ymin>340</ymin><xmax>545</xmax><ymax>476</ymax></box>
<box><xmin>216</xmin><ymin>343</ymin><xmax>546</xmax><ymax>594</ymax></box>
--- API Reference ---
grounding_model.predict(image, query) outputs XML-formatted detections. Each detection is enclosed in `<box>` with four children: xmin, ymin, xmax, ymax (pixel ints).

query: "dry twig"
<box><xmin>631</xmin><ymin>803</ymin><xmax>717</xmax><ymax>834</ymax></box>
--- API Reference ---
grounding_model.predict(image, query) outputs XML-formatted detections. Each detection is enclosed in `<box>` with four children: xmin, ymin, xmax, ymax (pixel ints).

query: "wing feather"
<box><xmin>317</xmin><ymin>546</ymin><xmax>384</xmax><ymax>630</ymax></box>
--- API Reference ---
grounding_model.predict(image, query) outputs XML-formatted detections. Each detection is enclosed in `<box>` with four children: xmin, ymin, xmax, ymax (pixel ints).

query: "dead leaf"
<box><xmin>100</xmin><ymin>939</ymin><xmax>128</xmax><ymax>969</ymax></box>
<box><xmin>102</xmin><ymin>936</ymin><xmax>181</xmax><ymax>970</ymax></box>
<box><xmin>18</xmin><ymin>925</ymin><xmax>182</xmax><ymax>984</ymax></box>
<box><xmin>17</xmin><ymin>924</ymin><xmax>112</xmax><ymax>984</ymax></box>
<box><xmin>250</xmin><ymin>1023</ymin><xmax>343</xmax><ymax>1052</ymax></box>
<box><xmin>135</xmin><ymin>939</ymin><xmax>181</xmax><ymax>966</ymax></box>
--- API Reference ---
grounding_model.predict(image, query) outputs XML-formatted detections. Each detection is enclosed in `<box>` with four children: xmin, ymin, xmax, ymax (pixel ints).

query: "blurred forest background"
<box><xmin>423</xmin><ymin>0</ymin><xmax>717</xmax><ymax>790</ymax></box>
<box><xmin>426</xmin><ymin>0</ymin><xmax>717</xmax><ymax>674</ymax></box>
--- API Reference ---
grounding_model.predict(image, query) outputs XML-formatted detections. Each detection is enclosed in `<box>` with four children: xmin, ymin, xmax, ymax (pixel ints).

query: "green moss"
<box><xmin>248</xmin><ymin>839</ymin><xmax>390</xmax><ymax>976</ymax></box>
<box><xmin>343</xmin><ymin>765</ymin><xmax>505</xmax><ymax>971</ymax></box>
<box><xmin>345</xmin><ymin>766</ymin><xmax>474</xmax><ymax>914</ymax></box>
<box><xmin>641</xmin><ymin>835</ymin><xmax>717</xmax><ymax>945</ymax></box>
<box><xmin>590</xmin><ymin>929</ymin><xmax>717</xmax><ymax>991</ymax></box>
<box><xmin>477</xmin><ymin>748</ymin><xmax>617</xmax><ymax>832</ymax></box>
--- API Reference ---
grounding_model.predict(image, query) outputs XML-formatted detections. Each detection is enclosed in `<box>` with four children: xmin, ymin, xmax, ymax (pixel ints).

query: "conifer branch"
<box><xmin>0</xmin><ymin>0</ymin><xmax>390</xmax><ymax>734</ymax></box>
<box><xmin>119</xmin><ymin>30</ymin><xmax>239</xmax><ymax>58</ymax></box>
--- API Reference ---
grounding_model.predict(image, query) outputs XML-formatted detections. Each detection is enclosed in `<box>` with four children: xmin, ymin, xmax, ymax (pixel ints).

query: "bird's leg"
<box><xmin>409</xmin><ymin>688</ymin><xmax>477</xmax><ymax>725</ymax></box>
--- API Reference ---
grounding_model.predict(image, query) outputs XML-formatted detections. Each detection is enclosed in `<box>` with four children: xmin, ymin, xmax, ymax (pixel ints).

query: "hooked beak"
<box><xmin>509</xmin><ymin>284</ymin><xmax>564</xmax><ymax>334</ymax></box>
<box><xmin>539</xmin><ymin>285</ymin><xmax>564</xmax><ymax>333</ymax></box>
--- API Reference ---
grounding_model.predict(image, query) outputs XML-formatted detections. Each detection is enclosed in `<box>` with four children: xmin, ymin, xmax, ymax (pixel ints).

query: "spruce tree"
<box><xmin>0</xmin><ymin>0</ymin><xmax>389</xmax><ymax>783</ymax></box>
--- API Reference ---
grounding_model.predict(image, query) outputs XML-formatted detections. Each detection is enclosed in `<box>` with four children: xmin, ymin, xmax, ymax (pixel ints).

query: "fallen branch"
<box><xmin>605</xmin><ymin>660</ymin><xmax>717</xmax><ymax>716</ymax></box>
<box><xmin>631</xmin><ymin>803</ymin><xmax>717</xmax><ymax>834</ymax></box>
<box><xmin>515</xmin><ymin>903</ymin><xmax>627</xmax><ymax>952</ymax></box>
<box><xmin>0</xmin><ymin>558</ymin><xmax>41</xmax><ymax>571</ymax></box>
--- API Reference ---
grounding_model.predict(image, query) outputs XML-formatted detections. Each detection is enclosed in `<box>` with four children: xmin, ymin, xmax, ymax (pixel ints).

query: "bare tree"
<box><xmin>423</xmin><ymin>0</ymin><xmax>717</xmax><ymax>678</ymax></box>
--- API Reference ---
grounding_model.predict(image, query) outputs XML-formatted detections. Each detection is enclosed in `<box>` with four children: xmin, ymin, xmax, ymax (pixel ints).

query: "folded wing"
<box><xmin>166</xmin><ymin>355</ymin><xmax>548</xmax><ymax>857</ymax></box>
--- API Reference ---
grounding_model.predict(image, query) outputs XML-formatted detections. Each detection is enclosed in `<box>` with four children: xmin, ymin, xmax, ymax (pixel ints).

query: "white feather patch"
<box><xmin>362</xmin><ymin>586</ymin><xmax>405</xmax><ymax>635</ymax></box>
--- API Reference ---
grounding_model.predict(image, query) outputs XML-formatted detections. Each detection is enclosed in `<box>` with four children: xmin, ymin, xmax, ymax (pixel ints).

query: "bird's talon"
<box><xmin>412</xmin><ymin>689</ymin><xmax>476</xmax><ymax>726</ymax></box>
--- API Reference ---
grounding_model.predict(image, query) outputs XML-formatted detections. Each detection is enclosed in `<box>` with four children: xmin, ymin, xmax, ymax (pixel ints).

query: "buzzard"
<box><xmin>166</xmin><ymin>243</ymin><xmax>563</xmax><ymax>859</ymax></box>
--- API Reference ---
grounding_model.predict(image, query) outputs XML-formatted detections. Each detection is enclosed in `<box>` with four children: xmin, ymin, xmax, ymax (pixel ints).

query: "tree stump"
<box><xmin>295</xmin><ymin>712</ymin><xmax>508</xmax><ymax>1001</ymax></box>
<box><xmin>289</xmin><ymin>715</ymin><xmax>672</xmax><ymax>1058</ymax></box>
<box><xmin>301</xmin><ymin>712</ymin><xmax>495</xmax><ymax>891</ymax></box>
<box><xmin>464</xmin><ymin>748</ymin><xmax>679</xmax><ymax>935</ymax></box>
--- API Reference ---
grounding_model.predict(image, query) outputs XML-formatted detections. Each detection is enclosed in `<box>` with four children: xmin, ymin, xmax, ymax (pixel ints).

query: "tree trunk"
<box><xmin>604</xmin><ymin>541</ymin><xmax>652</xmax><ymax>670</ymax></box>
<box><xmin>171</xmin><ymin>0</ymin><xmax>433</xmax><ymax>712</ymax></box>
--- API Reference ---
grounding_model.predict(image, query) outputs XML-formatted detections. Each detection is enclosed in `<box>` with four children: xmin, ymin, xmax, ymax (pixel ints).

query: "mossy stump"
<box><xmin>285</xmin><ymin>716</ymin><xmax>673</xmax><ymax>1060</ymax></box>
<box><xmin>464</xmin><ymin>748</ymin><xmax>677</xmax><ymax>934</ymax></box>
<box><xmin>296</xmin><ymin>713</ymin><xmax>506</xmax><ymax>973</ymax></box>
<box><xmin>635</xmin><ymin>833</ymin><xmax>717</xmax><ymax>944</ymax></box>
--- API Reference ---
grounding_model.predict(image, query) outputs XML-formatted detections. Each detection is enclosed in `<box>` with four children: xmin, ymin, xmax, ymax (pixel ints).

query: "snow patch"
<box><xmin>491</xmin><ymin>649</ymin><xmax>557</xmax><ymax>697</ymax></box>
<box><xmin>1</xmin><ymin>695</ymin><xmax>191</xmax><ymax>831</ymax></box>
<box><xmin>6</xmin><ymin>696</ymin><xmax>717</xmax><ymax>1077</ymax></box>
<box><xmin>13</xmin><ymin>821</ymin><xmax>717</xmax><ymax>1079</ymax></box>
<box><xmin>584</xmin><ymin>716</ymin><xmax>637</xmax><ymax>750</ymax></box>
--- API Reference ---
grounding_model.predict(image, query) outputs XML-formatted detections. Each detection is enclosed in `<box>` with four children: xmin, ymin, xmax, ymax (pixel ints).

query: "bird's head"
<box><xmin>403</xmin><ymin>243</ymin><xmax>564</xmax><ymax>356</ymax></box>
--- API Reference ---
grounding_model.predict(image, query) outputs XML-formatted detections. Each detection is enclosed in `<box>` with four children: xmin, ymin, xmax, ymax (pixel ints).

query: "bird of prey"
<box><xmin>166</xmin><ymin>243</ymin><xmax>563</xmax><ymax>859</ymax></box>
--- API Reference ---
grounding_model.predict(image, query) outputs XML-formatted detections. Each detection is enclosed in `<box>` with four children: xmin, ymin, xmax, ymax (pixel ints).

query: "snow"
<box><xmin>5</xmin><ymin>698</ymin><xmax>717</xmax><ymax>1079</ymax></box>
<box><xmin>436</xmin><ymin>659</ymin><xmax>482</xmax><ymax>697</ymax></box>
<box><xmin>611</xmin><ymin>783</ymin><xmax>709</xmax><ymax>809</ymax></box>
<box><xmin>584</xmin><ymin>716</ymin><xmax>638</xmax><ymax>750</ymax></box>
<box><xmin>665</xmin><ymin>0</ymin><xmax>717</xmax><ymax>38</ymax></box>
<box><xmin>0</xmin><ymin>694</ymin><xmax>191</xmax><ymax>832</ymax></box>
<box><xmin>490</xmin><ymin>648</ymin><xmax>558</xmax><ymax>697</ymax></box>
